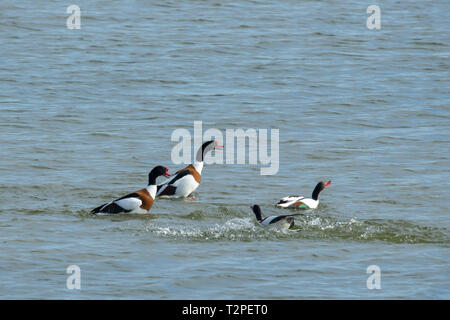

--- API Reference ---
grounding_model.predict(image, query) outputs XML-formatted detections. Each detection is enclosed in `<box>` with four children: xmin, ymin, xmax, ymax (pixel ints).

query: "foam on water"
<box><xmin>91</xmin><ymin>209</ymin><xmax>450</xmax><ymax>244</ymax></box>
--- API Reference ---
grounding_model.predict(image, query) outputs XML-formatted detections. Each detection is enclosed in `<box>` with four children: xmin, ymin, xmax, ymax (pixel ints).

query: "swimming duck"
<box><xmin>91</xmin><ymin>166</ymin><xmax>171</xmax><ymax>214</ymax></box>
<box><xmin>276</xmin><ymin>181</ymin><xmax>331</xmax><ymax>209</ymax></box>
<box><xmin>156</xmin><ymin>140</ymin><xmax>223</xmax><ymax>199</ymax></box>
<box><xmin>251</xmin><ymin>204</ymin><xmax>296</xmax><ymax>229</ymax></box>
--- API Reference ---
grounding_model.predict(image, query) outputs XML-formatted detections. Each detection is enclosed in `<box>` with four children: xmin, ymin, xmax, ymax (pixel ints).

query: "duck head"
<box><xmin>196</xmin><ymin>140</ymin><xmax>224</xmax><ymax>162</ymax></box>
<box><xmin>312</xmin><ymin>180</ymin><xmax>331</xmax><ymax>200</ymax></box>
<box><xmin>148</xmin><ymin>166</ymin><xmax>171</xmax><ymax>185</ymax></box>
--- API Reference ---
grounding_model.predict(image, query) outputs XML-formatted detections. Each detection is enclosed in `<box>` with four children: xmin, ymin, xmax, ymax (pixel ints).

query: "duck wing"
<box><xmin>261</xmin><ymin>215</ymin><xmax>295</xmax><ymax>228</ymax></box>
<box><xmin>157</xmin><ymin>169</ymin><xmax>191</xmax><ymax>196</ymax></box>
<box><xmin>91</xmin><ymin>193</ymin><xmax>142</xmax><ymax>214</ymax></box>
<box><xmin>276</xmin><ymin>196</ymin><xmax>305</xmax><ymax>208</ymax></box>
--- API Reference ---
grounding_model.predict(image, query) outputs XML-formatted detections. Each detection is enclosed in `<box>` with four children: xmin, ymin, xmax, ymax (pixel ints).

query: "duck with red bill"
<box><xmin>157</xmin><ymin>140</ymin><xmax>224</xmax><ymax>199</ymax></box>
<box><xmin>91</xmin><ymin>166</ymin><xmax>171</xmax><ymax>215</ymax></box>
<box><xmin>276</xmin><ymin>180</ymin><xmax>331</xmax><ymax>209</ymax></box>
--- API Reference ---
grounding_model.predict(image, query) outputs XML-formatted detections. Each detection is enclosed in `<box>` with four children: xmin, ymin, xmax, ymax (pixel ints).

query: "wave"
<box><xmin>19</xmin><ymin>207</ymin><xmax>448</xmax><ymax>244</ymax></box>
<box><xmin>136</xmin><ymin>212</ymin><xmax>449</xmax><ymax>244</ymax></box>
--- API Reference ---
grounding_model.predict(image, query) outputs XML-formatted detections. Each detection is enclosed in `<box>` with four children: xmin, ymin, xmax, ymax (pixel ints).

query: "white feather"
<box><xmin>173</xmin><ymin>175</ymin><xmax>199</xmax><ymax>197</ymax></box>
<box><xmin>157</xmin><ymin>173</ymin><xmax>200</xmax><ymax>198</ymax></box>
<box><xmin>146</xmin><ymin>185</ymin><xmax>157</xmax><ymax>199</ymax></box>
<box><xmin>260</xmin><ymin>216</ymin><xmax>293</xmax><ymax>229</ymax></box>
<box><xmin>301</xmin><ymin>198</ymin><xmax>319</xmax><ymax>209</ymax></box>
<box><xmin>114</xmin><ymin>197</ymin><xmax>142</xmax><ymax>211</ymax></box>
<box><xmin>193</xmin><ymin>161</ymin><xmax>203</xmax><ymax>174</ymax></box>
<box><xmin>276</xmin><ymin>196</ymin><xmax>318</xmax><ymax>209</ymax></box>
<box><xmin>260</xmin><ymin>216</ymin><xmax>279</xmax><ymax>226</ymax></box>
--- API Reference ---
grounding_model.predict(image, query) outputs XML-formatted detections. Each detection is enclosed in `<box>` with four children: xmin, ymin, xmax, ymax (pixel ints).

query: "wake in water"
<box><xmin>99</xmin><ymin>208</ymin><xmax>449</xmax><ymax>244</ymax></box>
<box><xmin>29</xmin><ymin>204</ymin><xmax>446</xmax><ymax>245</ymax></box>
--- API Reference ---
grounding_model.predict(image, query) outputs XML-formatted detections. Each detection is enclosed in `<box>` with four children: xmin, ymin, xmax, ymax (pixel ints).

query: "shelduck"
<box><xmin>251</xmin><ymin>204</ymin><xmax>296</xmax><ymax>229</ymax></box>
<box><xmin>156</xmin><ymin>140</ymin><xmax>223</xmax><ymax>199</ymax></box>
<box><xmin>276</xmin><ymin>180</ymin><xmax>331</xmax><ymax>209</ymax></box>
<box><xmin>91</xmin><ymin>166</ymin><xmax>171</xmax><ymax>214</ymax></box>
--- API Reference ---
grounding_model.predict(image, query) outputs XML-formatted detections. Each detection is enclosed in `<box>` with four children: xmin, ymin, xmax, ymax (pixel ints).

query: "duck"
<box><xmin>156</xmin><ymin>140</ymin><xmax>223</xmax><ymax>199</ymax></box>
<box><xmin>251</xmin><ymin>204</ymin><xmax>296</xmax><ymax>229</ymax></box>
<box><xmin>276</xmin><ymin>180</ymin><xmax>331</xmax><ymax>209</ymax></box>
<box><xmin>91</xmin><ymin>166</ymin><xmax>171</xmax><ymax>214</ymax></box>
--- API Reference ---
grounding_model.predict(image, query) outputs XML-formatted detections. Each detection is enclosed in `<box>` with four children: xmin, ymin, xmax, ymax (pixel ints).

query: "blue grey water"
<box><xmin>0</xmin><ymin>0</ymin><xmax>449</xmax><ymax>299</ymax></box>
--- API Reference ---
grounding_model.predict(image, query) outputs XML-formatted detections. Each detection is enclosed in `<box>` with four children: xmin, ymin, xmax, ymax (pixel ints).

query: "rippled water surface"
<box><xmin>0</xmin><ymin>1</ymin><xmax>449</xmax><ymax>299</ymax></box>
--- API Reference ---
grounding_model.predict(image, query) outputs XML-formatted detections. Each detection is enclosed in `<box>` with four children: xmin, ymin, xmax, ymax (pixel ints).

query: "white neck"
<box><xmin>193</xmin><ymin>161</ymin><xmax>203</xmax><ymax>174</ymax></box>
<box><xmin>146</xmin><ymin>184</ymin><xmax>157</xmax><ymax>199</ymax></box>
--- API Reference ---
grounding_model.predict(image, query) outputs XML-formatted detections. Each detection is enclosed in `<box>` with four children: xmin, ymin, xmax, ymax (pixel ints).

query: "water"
<box><xmin>0</xmin><ymin>0</ymin><xmax>449</xmax><ymax>299</ymax></box>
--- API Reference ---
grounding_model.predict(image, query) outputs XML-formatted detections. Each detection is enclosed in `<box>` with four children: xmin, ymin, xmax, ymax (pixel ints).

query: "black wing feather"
<box><xmin>91</xmin><ymin>192</ymin><xmax>139</xmax><ymax>214</ymax></box>
<box><xmin>268</xmin><ymin>215</ymin><xmax>295</xmax><ymax>228</ymax></box>
<box><xmin>91</xmin><ymin>202</ymin><xmax>131</xmax><ymax>214</ymax></box>
<box><xmin>165</xmin><ymin>169</ymin><xmax>190</xmax><ymax>185</ymax></box>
